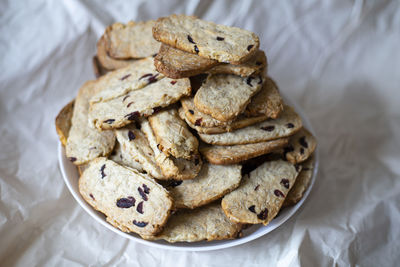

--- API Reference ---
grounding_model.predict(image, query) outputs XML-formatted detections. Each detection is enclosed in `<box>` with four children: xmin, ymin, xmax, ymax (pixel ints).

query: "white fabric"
<box><xmin>1</xmin><ymin>0</ymin><xmax>400</xmax><ymax>266</ymax></box>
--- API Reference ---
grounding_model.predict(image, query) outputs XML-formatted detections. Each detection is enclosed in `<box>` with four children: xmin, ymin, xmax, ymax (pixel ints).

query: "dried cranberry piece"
<box><xmin>286</xmin><ymin>123</ymin><xmax>294</xmax><ymax>128</ymax></box>
<box><xmin>257</xmin><ymin>208</ymin><xmax>268</xmax><ymax>220</ymax></box>
<box><xmin>280</xmin><ymin>179</ymin><xmax>290</xmax><ymax>189</ymax></box>
<box><xmin>147</xmin><ymin>74</ymin><xmax>159</xmax><ymax>84</ymax></box>
<box><xmin>136</xmin><ymin>201</ymin><xmax>144</xmax><ymax>214</ymax></box>
<box><xmin>89</xmin><ymin>193</ymin><xmax>95</xmax><ymax>200</ymax></box>
<box><xmin>188</xmin><ymin>109</ymin><xmax>194</xmax><ymax>114</ymax></box>
<box><xmin>139</xmin><ymin>73</ymin><xmax>153</xmax><ymax>80</ymax></box>
<box><xmin>195</xmin><ymin>118</ymin><xmax>202</xmax><ymax>126</ymax></box>
<box><xmin>261</xmin><ymin>125</ymin><xmax>275</xmax><ymax>131</ymax></box>
<box><xmin>194</xmin><ymin>45</ymin><xmax>199</xmax><ymax>54</ymax></box>
<box><xmin>299</xmin><ymin>136</ymin><xmax>308</xmax><ymax>148</ymax></box>
<box><xmin>100</xmin><ymin>164</ymin><xmax>106</xmax><ymax>178</ymax></box>
<box><xmin>128</xmin><ymin>130</ymin><xmax>136</xmax><ymax>141</ymax></box>
<box><xmin>104</xmin><ymin>119</ymin><xmax>115</xmax><ymax>124</ymax></box>
<box><xmin>254</xmin><ymin>185</ymin><xmax>260</xmax><ymax>191</ymax></box>
<box><xmin>170</xmin><ymin>81</ymin><xmax>177</xmax><ymax>85</ymax></box>
<box><xmin>116</xmin><ymin>196</ymin><xmax>135</xmax><ymax>208</ymax></box>
<box><xmin>138</xmin><ymin>187</ymin><xmax>148</xmax><ymax>201</ymax></box>
<box><xmin>247</xmin><ymin>45</ymin><xmax>254</xmax><ymax>51</ymax></box>
<box><xmin>125</xmin><ymin>111</ymin><xmax>140</xmax><ymax>121</ymax></box>
<box><xmin>246</xmin><ymin>76</ymin><xmax>254</xmax><ymax>87</ymax></box>
<box><xmin>120</xmin><ymin>74</ymin><xmax>131</xmax><ymax>80</ymax></box>
<box><xmin>274</xmin><ymin>189</ymin><xmax>285</xmax><ymax>197</ymax></box>
<box><xmin>142</xmin><ymin>184</ymin><xmax>150</xmax><ymax>194</ymax></box>
<box><xmin>300</xmin><ymin>148</ymin><xmax>305</xmax><ymax>154</ymax></box>
<box><xmin>248</xmin><ymin>205</ymin><xmax>256</xmax><ymax>213</ymax></box>
<box><xmin>69</xmin><ymin>157</ymin><xmax>77</xmax><ymax>162</ymax></box>
<box><xmin>168</xmin><ymin>180</ymin><xmax>182</xmax><ymax>187</ymax></box>
<box><xmin>122</xmin><ymin>95</ymin><xmax>130</xmax><ymax>102</ymax></box>
<box><xmin>127</xmin><ymin>102</ymin><xmax>134</xmax><ymax>108</ymax></box>
<box><xmin>187</xmin><ymin>35</ymin><xmax>195</xmax><ymax>44</ymax></box>
<box><xmin>132</xmin><ymin>220</ymin><xmax>148</xmax><ymax>227</ymax></box>
<box><xmin>216</xmin><ymin>36</ymin><xmax>224</xmax><ymax>41</ymax></box>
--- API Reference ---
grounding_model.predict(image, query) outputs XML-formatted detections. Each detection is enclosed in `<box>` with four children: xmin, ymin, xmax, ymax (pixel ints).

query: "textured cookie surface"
<box><xmin>145</xmin><ymin>203</ymin><xmax>242</xmax><ymax>242</ymax></box>
<box><xmin>222</xmin><ymin>160</ymin><xmax>300</xmax><ymax>225</ymax></box>
<box><xmin>141</xmin><ymin>120</ymin><xmax>202</xmax><ymax>180</ymax></box>
<box><xmin>199</xmin><ymin>105</ymin><xmax>302</xmax><ymax>145</ymax></box>
<box><xmin>97</xmin><ymin>36</ymin><xmax>136</xmax><ymax>70</ymax></box>
<box><xmin>105</xmin><ymin>21</ymin><xmax>160</xmax><ymax>59</ymax></box>
<box><xmin>108</xmin><ymin>142</ymin><xmax>144</xmax><ymax>172</ymax></box>
<box><xmin>166</xmin><ymin>163</ymin><xmax>242</xmax><ymax>209</ymax></box>
<box><xmin>154</xmin><ymin>44</ymin><xmax>218</xmax><ymax>78</ymax></box>
<box><xmin>149</xmin><ymin>109</ymin><xmax>198</xmax><ymax>159</ymax></box>
<box><xmin>79</xmin><ymin>157</ymin><xmax>173</xmax><ymax>236</ymax></box>
<box><xmin>153</xmin><ymin>14</ymin><xmax>259</xmax><ymax>64</ymax></box>
<box><xmin>89</xmin><ymin>77</ymin><xmax>191</xmax><ymax>130</ymax></box>
<box><xmin>283</xmin><ymin>156</ymin><xmax>315</xmax><ymax>207</ymax></box>
<box><xmin>66</xmin><ymin>81</ymin><xmax>115</xmax><ymax>165</ymax></box>
<box><xmin>115</xmin><ymin>126</ymin><xmax>164</xmax><ymax>179</ymax></box>
<box><xmin>194</xmin><ymin>74</ymin><xmax>263</xmax><ymax>121</ymax></box>
<box><xmin>200</xmin><ymin>138</ymin><xmax>289</xmax><ymax>165</ymax></box>
<box><xmin>245</xmin><ymin>77</ymin><xmax>283</xmax><ymax>118</ymax></box>
<box><xmin>55</xmin><ymin>100</ymin><xmax>74</xmax><ymax>146</ymax></box>
<box><xmin>207</xmin><ymin>50</ymin><xmax>267</xmax><ymax>77</ymax></box>
<box><xmin>282</xmin><ymin>128</ymin><xmax>317</xmax><ymax>164</ymax></box>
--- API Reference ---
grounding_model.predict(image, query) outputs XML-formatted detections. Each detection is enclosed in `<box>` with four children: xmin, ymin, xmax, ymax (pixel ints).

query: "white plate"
<box><xmin>58</xmin><ymin>95</ymin><xmax>319</xmax><ymax>252</ymax></box>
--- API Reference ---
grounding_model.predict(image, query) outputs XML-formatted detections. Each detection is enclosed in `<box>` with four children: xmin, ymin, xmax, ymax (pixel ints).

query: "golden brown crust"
<box><xmin>55</xmin><ymin>100</ymin><xmax>75</xmax><ymax>146</ymax></box>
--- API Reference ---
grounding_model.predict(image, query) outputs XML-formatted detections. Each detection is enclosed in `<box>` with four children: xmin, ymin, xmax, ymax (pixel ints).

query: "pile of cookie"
<box><xmin>56</xmin><ymin>14</ymin><xmax>317</xmax><ymax>243</ymax></box>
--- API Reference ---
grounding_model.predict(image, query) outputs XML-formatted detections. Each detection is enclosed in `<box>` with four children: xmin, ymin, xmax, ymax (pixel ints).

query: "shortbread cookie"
<box><xmin>105</xmin><ymin>21</ymin><xmax>160</xmax><ymax>59</ymax></box>
<box><xmin>167</xmin><ymin>164</ymin><xmax>242</xmax><ymax>209</ymax></box>
<box><xmin>153</xmin><ymin>14</ymin><xmax>259</xmax><ymax>64</ymax></box>
<box><xmin>199</xmin><ymin>105</ymin><xmax>302</xmax><ymax>145</ymax></box>
<box><xmin>245</xmin><ymin>77</ymin><xmax>283</xmax><ymax>118</ymax></box>
<box><xmin>89</xmin><ymin>77</ymin><xmax>191</xmax><ymax>130</ymax></box>
<box><xmin>221</xmin><ymin>160</ymin><xmax>300</xmax><ymax>225</ymax></box>
<box><xmin>144</xmin><ymin>203</ymin><xmax>242</xmax><ymax>242</ymax></box>
<box><xmin>200</xmin><ymin>138</ymin><xmax>289</xmax><ymax>165</ymax></box>
<box><xmin>90</xmin><ymin>57</ymin><xmax>163</xmax><ymax>105</ymax></box>
<box><xmin>148</xmin><ymin>109</ymin><xmax>198</xmax><ymax>159</ymax></box>
<box><xmin>55</xmin><ymin>100</ymin><xmax>74</xmax><ymax>146</ymax></box>
<box><xmin>283</xmin><ymin>156</ymin><xmax>315</xmax><ymax>207</ymax></box>
<box><xmin>108</xmin><ymin>142</ymin><xmax>144</xmax><ymax>172</ymax></box>
<box><xmin>79</xmin><ymin>157</ymin><xmax>173</xmax><ymax>236</ymax></box>
<box><xmin>207</xmin><ymin>50</ymin><xmax>267</xmax><ymax>77</ymax></box>
<box><xmin>141</xmin><ymin>120</ymin><xmax>202</xmax><ymax>180</ymax></box>
<box><xmin>66</xmin><ymin>81</ymin><xmax>115</xmax><ymax>165</ymax></box>
<box><xmin>194</xmin><ymin>74</ymin><xmax>264</xmax><ymax>121</ymax></box>
<box><xmin>115</xmin><ymin>126</ymin><xmax>164</xmax><ymax>179</ymax></box>
<box><xmin>282</xmin><ymin>128</ymin><xmax>317</xmax><ymax>164</ymax></box>
<box><xmin>154</xmin><ymin>44</ymin><xmax>218</xmax><ymax>78</ymax></box>
<box><xmin>93</xmin><ymin>56</ymin><xmax>110</xmax><ymax>78</ymax></box>
<box><xmin>97</xmin><ymin>36</ymin><xmax>136</xmax><ymax>70</ymax></box>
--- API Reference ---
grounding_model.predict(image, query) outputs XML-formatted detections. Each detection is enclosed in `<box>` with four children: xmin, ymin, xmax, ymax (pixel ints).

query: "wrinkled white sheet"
<box><xmin>1</xmin><ymin>0</ymin><xmax>400</xmax><ymax>266</ymax></box>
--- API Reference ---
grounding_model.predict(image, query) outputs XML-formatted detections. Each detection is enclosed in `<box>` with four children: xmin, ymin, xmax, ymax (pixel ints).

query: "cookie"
<box><xmin>154</xmin><ymin>44</ymin><xmax>218</xmax><ymax>78</ymax></box>
<box><xmin>166</xmin><ymin>163</ymin><xmax>242</xmax><ymax>209</ymax></box>
<box><xmin>199</xmin><ymin>105</ymin><xmax>302</xmax><ymax>145</ymax></box>
<box><xmin>194</xmin><ymin>74</ymin><xmax>264</xmax><ymax>121</ymax></box>
<box><xmin>148</xmin><ymin>109</ymin><xmax>199</xmax><ymax>160</ymax></box>
<box><xmin>93</xmin><ymin>56</ymin><xmax>110</xmax><ymax>78</ymax></box>
<box><xmin>245</xmin><ymin>77</ymin><xmax>283</xmax><ymax>119</ymax></box>
<box><xmin>104</xmin><ymin>21</ymin><xmax>160</xmax><ymax>59</ymax></box>
<box><xmin>108</xmin><ymin>142</ymin><xmax>144</xmax><ymax>173</ymax></box>
<box><xmin>221</xmin><ymin>160</ymin><xmax>300</xmax><ymax>225</ymax></box>
<box><xmin>66</xmin><ymin>81</ymin><xmax>115</xmax><ymax>165</ymax></box>
<box><xmin>144</xmin><ymin>203</ymin><xmax>242</xmax><ymax>242</ymax></box>
<box><xmin>153</xmin><ymin>14</ymin><xmax>259</xmax><ymax>64</ymax></box>
<box><xmin>89</xmin><ymin>76</ymin><xmax>191</xmax><ymax>130</ymax></box>
<box><xmin>207</xmin><ymin>50</ymin><xmax>267</xmax><ymax>77</ymax></box>
<box><xmin>79</xmin><ymin>157</ymin><xmax>173</xmax><ymax>236</ymax></box>
<box><xmin>96</xmin><ymin>36</ymin><xmax>136</xmax><ymax>70</ymax></box>
<box><xmin>199</xmin><ymin>138</ymin><xmax>289</xmax><ymax>165</ymax></box>
<box><xmin>282</xmin><ymin>128</ymin><xmax>317</xmax><ymax>164</ymax></box>
<box><xmin>283</xmin><ymin>156</ymin><xmax>315</xmax><ymax>207</ymax></box>
<box><xmin>115</xmin><ymin>126</ymin><xmax>164</xmax><ymax>179</ymax></box>
<box><xmin>141</xmin><ymin>120</ymin><xmax>202</xmax><ymax>180</ymax></box>
<box><xmin>55</xmin><ymin>100</ymin><xmax>74</xmax><ymax>146</ymax></box>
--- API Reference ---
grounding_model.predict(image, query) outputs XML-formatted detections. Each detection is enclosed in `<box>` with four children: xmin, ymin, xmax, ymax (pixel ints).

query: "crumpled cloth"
<box><xmin>1</xmin><ymin>0</ymin><xmax>399</xmax><ymax>266</ymax></box>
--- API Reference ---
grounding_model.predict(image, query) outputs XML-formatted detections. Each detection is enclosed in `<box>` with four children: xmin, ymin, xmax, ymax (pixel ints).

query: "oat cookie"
<box><xmin>148</xmin><ymin>109</ymin><xmax>198</xmax><ymax>159</ymax></box>
<box><xmin>167</xmin><ymin>163</ymin><xmax>242</xmax><ymax>209</ymax></box>
<box><xmin>79</xmin><ymin>157</ymin><xmax>173</xmax><ymax>236</ymax></box>
<box><xmin>93</xmin><ymin>56</ymin><xmax>110</xmax><ymax>78</ymax></box>
<box><xmin>282</xmin><ymin>128</ymin><xmax>317</xmax><ymax>164</ymax></box>
<box><xmin>154</xmin><ymin>44</ymin><xmax>218</xmax><ymax>78</ymax></box>
<box><xmin>200</xmin><ymin>138</ymin><xmax>289</xmax><ymax>165</ymax></box>
<box><xmin>141</xmin><ymin>120</ymin><xmax>202</xmax><ymax>180</ymax></box>
<box><xmin>194</xmin><ymin>74</ymin><xmax>264</xmax><ymax>121</ymax></box>
<box><xmin>245</xmin><ymin>77</ymin><xmax>283</xmax><ymax>118</ymax></box>
<box><xmin>115</xmin><ymin>126</ymin><xmax>164</xmax><ymax>179</ymax></box>
<box><xmin>199</xmin><ymin>105</ymin><xmax>302</xmax><ymax>145</ymax></box>
<box><xmin>89</xmin><ymin>77</ymin><xmax>191</xmax><ymax>130</ymax></box>
<box><xmin>108</xmin><ymin>142</ymin><xmax>144</xmax><ymax>172</ymax></box>
<box><xmin>66</xmin><ymin>81</ymin><xmax>115</xmax><ymax>165</ymax></box>
<box><xmin>105</xmin><ymin>21</ymin><xmax>160</xmax><ymax>59</ymax></box>
<box><xmin>221</xmin><ymin>160</ymin><xmax>300</xmax><ymax>225</ymax></box>
<box><xmin>97</xmin><ymin>36</ymin><xmax>136</xmax><ymax>70</ymax></box>
<box><xmin>207</xmin><ymin>50</ymin><xmax>267</xmax><ymax>77</ymax></box>
<box><xmin>283</xmin><ymin>156</ymin><xmax>315</xmax><ymax>207</ymax></box>
<box><xmin>144</xmin><ymin>203</ymin><xmax>242</xmax><ymax>242</ymax></box>
<box><xmin>55</xmin><ymin>100</ymin><xmax>74</xmax><ymax>146</ymax></box>
<box><xmin>153</xmin><ymin>14</ymin><xmax>259</xmax><ymax>64</ymax></box>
